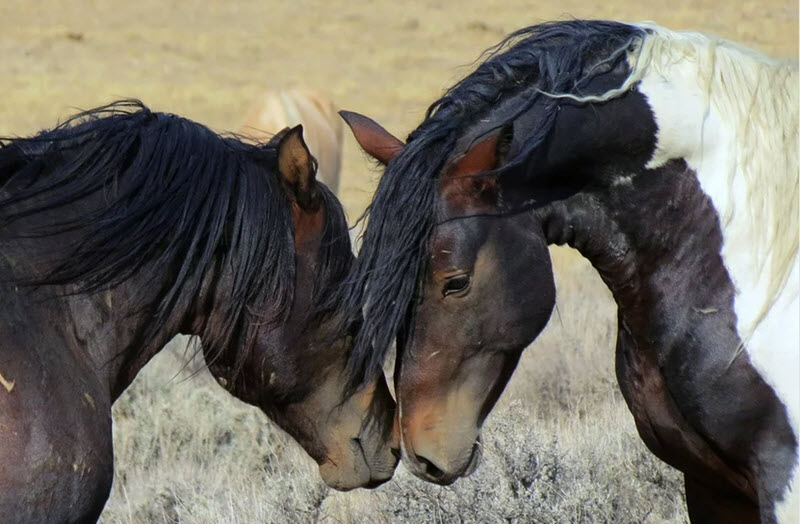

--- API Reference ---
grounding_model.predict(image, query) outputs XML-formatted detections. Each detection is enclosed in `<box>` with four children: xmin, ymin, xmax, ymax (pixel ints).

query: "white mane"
<box><xmin>629</xmin><ymin>24</ymin><xmax>798</xmax><ymax>333</ymax></box>
<box><xmin>539</xmin><ymin>23</ymin><xmax>798</xmax><ymax>334</ymax></box>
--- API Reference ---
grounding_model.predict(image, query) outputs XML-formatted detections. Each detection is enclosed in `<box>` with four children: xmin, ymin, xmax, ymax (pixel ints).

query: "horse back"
<box><xmin>237</xmin><ymin>88</ymin><xmax>343</xmax><ymax>193</ymax></box>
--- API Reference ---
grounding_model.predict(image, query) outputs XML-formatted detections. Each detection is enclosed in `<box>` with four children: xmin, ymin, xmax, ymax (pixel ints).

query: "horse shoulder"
<box><xmin>0</xmin><ymin>286</ymin><xmax>113</xmax><ymax>522</ymax></box>
<box><xmin>236</xmin><ymin>91</ymin><xmax>290</xmax><ymax>141</ymax></box>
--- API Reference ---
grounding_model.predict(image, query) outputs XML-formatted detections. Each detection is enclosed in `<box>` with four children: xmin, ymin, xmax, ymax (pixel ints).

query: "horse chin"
<box><xmin>318</xmin><ymin>450</ymin><xmax>370</xmax><ymax>491</ymax></box>
<box><xmin>317</xmin><ymin>436</ymin><xmax>397</xmax><ymax>491</ymax></box>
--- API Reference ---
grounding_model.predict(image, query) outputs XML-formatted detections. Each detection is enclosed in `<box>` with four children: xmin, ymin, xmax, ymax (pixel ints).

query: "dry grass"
<box><xmin>1</xmin><ymin>1</ymin><xmax>795</xmax><ymax>522</ymax></box>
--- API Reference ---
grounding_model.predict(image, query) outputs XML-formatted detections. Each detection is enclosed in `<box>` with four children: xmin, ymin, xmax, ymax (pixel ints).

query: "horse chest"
<box><xmin>614</xmin><ymin>320</ymin><xmax>757</xmax><ymax>499</ymax></box>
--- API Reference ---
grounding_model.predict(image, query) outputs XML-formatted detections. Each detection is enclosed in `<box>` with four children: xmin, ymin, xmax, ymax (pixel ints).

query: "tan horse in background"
<box><xmin>238</xmin><ymin>89</ymin><xmax>343</xmax><ymax>194</ymax></box>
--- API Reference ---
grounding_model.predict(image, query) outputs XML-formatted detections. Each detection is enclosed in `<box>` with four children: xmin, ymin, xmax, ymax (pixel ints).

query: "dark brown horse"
<box><xmin>0</xmin><ymin>101</ymin><xmax>397</xmax><ymax>522</ymax></box>
<box><xmin>338</xmin><ymin>21</ymin><xmax>798</xmax><ymax>524</ymax></box>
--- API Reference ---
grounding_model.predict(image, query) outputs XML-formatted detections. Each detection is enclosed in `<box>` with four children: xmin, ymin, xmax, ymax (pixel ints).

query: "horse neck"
<box><xmin>536</xmin><ymin>158</ymin><xmax>740</xmax><ymax>364</ymax></box>
<box><xmin>61</xmin><ymin>265</ymin><xmax>197</xmax><ymax>401</ymax></box>
<box><xmin>635</xmin><ymin>38</ymin><xmax>799</xmax><ymax>335</ymax></box>
<box><xmin>0</xmin><ymin>208</ymin><xmax>190</xmax><ymax>400</ymax></box>
<box><xmin>198</xmin><ymin>211</ymin><xmax>337</xmax><ymax>408</ymax></box>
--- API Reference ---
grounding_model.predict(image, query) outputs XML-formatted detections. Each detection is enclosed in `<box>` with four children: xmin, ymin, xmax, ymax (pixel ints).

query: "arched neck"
<box><xmin>536</xmin><ymin>159</ymin><xmax>739</xmax><ymax>362</ymax></box>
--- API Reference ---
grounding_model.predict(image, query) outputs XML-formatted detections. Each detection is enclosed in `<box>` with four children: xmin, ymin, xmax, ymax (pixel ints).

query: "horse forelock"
<box><xmin>0</xmin><ymin>100</ymin><xmax>347</xmax><ymax>375</ymax></box>
<box><xmin>342</xmin><ymin>20</ymin><xmax>648</xmax><ymax>387</ymax></box>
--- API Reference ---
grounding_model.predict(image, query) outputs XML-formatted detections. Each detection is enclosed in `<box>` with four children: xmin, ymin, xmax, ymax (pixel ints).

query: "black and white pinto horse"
<box><xmin>338</xmin><ymin>21</ymin><xmax>799</xmax><ymax>523</ymax></box>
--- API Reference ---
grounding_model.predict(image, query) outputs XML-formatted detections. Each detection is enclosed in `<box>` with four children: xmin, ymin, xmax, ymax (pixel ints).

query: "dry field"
<box><xmin>1</xmin><ymin>1</ymin><xmax>796</xmax><ymax>523</ymax></box>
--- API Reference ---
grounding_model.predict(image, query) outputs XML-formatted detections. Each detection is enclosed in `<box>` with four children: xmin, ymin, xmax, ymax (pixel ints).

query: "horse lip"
<box><xmin>461</xmin><ymin>439</ymin><xmax>482</xmax><ymax>477</ymax></box>
<box><xmin>351</xmin><ymin>436</ymin><xmax>397</xmax><ymax>488</ymax></box>
<box><xmin>398</xmin><ymin>441</ymin><xmax>480</xmax><ymax>485</ymax></box>
<box><xmin>363</xmin><ymin>477</ymin><xmax>390</xmax><ymax>489</ymax></box>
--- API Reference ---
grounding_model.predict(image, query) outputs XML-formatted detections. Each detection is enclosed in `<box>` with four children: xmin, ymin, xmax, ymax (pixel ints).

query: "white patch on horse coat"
<box><xmin>611</xmin><ymin>174</ymin><xmax>636</xmax><ymax>187</ymax></box>
<box><xmin>634</xmin><ymin>26</ymin><xmax>799</xmax><ymax>522</ymax></box>
<box><xmin>0</xmin><ymin>368</ymin><xmax>14</xmax><ymax>393</ymax></box>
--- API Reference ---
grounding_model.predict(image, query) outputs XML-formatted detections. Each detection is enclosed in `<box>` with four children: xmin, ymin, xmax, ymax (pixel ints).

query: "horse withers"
<box><xmin>340</xmin><ymin>21</ymin><xmax>798</xmax><ymax>524</ymax></box>
<box><xmin>0</xmin><ymin>101</ymin><xmax>397</xmax><ymax>522</ymax></box>
<box><xmin>238</xmin><ymin>88</ymin><xmax>343</xmax><ymax>194</ymax></box>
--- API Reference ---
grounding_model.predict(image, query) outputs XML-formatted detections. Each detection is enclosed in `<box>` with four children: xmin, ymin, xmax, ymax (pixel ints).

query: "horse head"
<box><xmin>341</xmin><ymin>112</ymin><xmax>554</xmax><ymax>483</ymax></box>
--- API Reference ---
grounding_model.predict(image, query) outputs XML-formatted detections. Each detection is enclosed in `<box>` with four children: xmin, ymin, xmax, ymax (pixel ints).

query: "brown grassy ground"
<box><xmin>1</xmin><ymin>1</ymin><xmax>796</xmax><ymax>522</ymax></box>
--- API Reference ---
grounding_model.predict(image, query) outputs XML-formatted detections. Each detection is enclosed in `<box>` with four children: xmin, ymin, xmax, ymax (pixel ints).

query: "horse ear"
<box><xmin>447</xmin><ymin>124</ymin><xmax>513</xmax><ymax>177</ymax></box>
<box><xmin>339</xmin><ymin>110</ymin><xmax>404</xmax><ymax>165</ymax></box>
<box><xmin>277</xmin><ymin>124</ymin><xmax>319</xmax><ymax>210</ymax></box>
<box><xmin>439</xmin><ymin>124</ymin><xmax>513</xmax><ymax>217</ymax></box>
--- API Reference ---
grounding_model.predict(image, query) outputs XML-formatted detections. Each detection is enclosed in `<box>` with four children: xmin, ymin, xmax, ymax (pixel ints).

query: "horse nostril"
<box><xmin>415</xmin><ymin>454</ymin><xmax>447</xmax><ymax>482</ymax></box>
<box><xmin>391</xmin><ymin>447</ymin><xmax>401</xmax><ymax>461</ymax></box>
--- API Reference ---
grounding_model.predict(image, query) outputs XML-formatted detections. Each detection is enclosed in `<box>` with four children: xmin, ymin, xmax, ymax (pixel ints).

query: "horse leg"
<box><xmin>684</xmin><ymin>475</ymin><xmax>761</xmax><ymax>524</ymax></box>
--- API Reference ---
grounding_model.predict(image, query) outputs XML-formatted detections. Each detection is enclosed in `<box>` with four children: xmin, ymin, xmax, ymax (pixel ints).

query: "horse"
<box><xmin>337</xmin><ymin>21</ymin><xmax>799</xmax><ymax>524</ymax></box>
<box><xmin>0</xmin><ymin>100</ymin><xmax>397</xmax><ymax>522</ymax></box>
<box><xmin>237</xmin><ymin>89</ymin><xmax>344</xmax><ymax>194</ymax></box>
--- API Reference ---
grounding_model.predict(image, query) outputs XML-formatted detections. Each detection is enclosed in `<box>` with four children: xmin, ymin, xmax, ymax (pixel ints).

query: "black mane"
<box><xmin>341</xmin><ymin>20</ymin><xmax>647</xmax><ymax>385</ymax></box>
<box><xmin>0</xmin><ymin>100</ymin><xmax>350</xmax><ymax>370</ymax></box>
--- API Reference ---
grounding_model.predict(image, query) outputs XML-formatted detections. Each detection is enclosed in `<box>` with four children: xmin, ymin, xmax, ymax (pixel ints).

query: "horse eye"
<box><xmin>442</xmin><ymin>274</ymin><xmax>471</xmax><ymax>297</ymax></box>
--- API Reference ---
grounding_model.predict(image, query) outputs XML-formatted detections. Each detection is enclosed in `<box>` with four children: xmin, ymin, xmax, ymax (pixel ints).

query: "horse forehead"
<box><xmin>436</xmin><ymin>168</ymin><xmax>500</xmax><ymax>222</ymax></box>
<box><xmin>429</xmin><ymin>230</ymin><xmax>464</xmax><ymax>274</ymax></box>
<box><xmin>428</xmin><ymin>219</ymin><xmax>501</xmax><ymax>277</ymax></box>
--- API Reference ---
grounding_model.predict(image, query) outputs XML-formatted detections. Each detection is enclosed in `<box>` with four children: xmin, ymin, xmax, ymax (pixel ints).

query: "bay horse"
<box><xmin>0</xmin><ymin>101</ymin><xmax>397</xmax><ymax>522</ymax></box>
<box><xmin>338</xmin><ymin>21</ymin><xmax>798</xmax><ymax>523</ymax></box>
<box><xmin>237</xmin><ymin>89</ymin><xmax>343</xmax><ymax>194</ymax></box>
